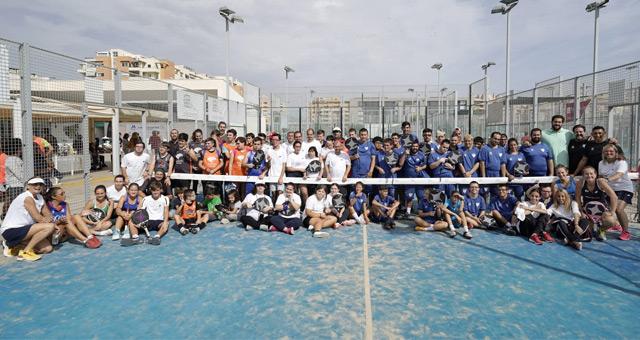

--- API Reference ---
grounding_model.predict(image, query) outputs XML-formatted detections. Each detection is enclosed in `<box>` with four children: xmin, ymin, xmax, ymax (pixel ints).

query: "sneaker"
<box><xmin>415</xmin><ymin>226</ymin><xmax>426</xmax><ymax>231</ymax></box>
<box><xmin>467</xmin><ymin>224</ymin><xmax>474</xmax><ymax>230</ymax></box>
<box><xmin>333</xmin><ymin>223</ymin><xmax>341</xmax><ymax>229</ymax></box>
<box><xmin>307</xmin><ymin>225</ymin><xmax>314</xmax><ymax>231</ymax></box>
<box><xmin>528</xmin><ymin>234</ymin><xmax>543</xmax><ymax>245</ymax></box>
<box><xmin>3</xmin><ymin>240</ymin><xmax>20</xmax><ymax>258</ymax></box>
<box><xmin>259</xmin><ymin>224</ymin><xmax>269</xmax><ymax>231</ymax></box>
<box><xmin>94</xmin><ymin>229</ymin><xmax>112</xmax><ymax>236</ymax></box>
<box><xmin>447</xmin><ymin>229</ymin><xmax>457</xmax><ymax>238</ymax></box>
<box><xmin>180</xmin><ymin>226</ymin><xmax>189</xmax><ymax>235</ymax></box>
<box><xmin>573</xmin><ymin>241</ymin><xmax>582</xmax><ymax>250</ymax></box>
<box><xmin>84</xmin><ymin>238</ymin><xmax>98</xmax><ymax>249</ymax></box>
<box><xmin>390</xmin><ymin>220</ymin><xmax>396</xmax><ymax>229</ymax></box>
<box><xmin>190</xmin><ymin>227</ymin><xmax>199</xmax><ymax>234</ymax></box>
<box><xmin>595</xmin><ymin>230</ymin><xmax>607</xmax><ymax>241</ymax></box>
<box><xmin>609</xmin><ymin>225</ymin><xmax>623</xmax><ymax>232</ymax></box>
<box><xmin>220</xmin><ymin>218</ymin><xmax>230</xmax><ymax>224</ymax></box>
<box><xmin>87</xmin><ymin>236</ymin><xmax>102</xmax><ymax>249</ymax></box>
<box><xmin>313</xmin><ymin>231</ymin><xmax>329</xmax><ymax>238</ymax></box>
<box><xmin>17</xmin><ymin>249</ymin><xmax>41</xmax><ymax>262</ymax></box>
<box><xmin>111</xmin><ymin>229</ymin><xmax>121</xmax><ymax>241</ymax></box>
<box><xmin>148</xmin><ymin>236</ymin><xmax>161</xmax><ymax>246</ymax></box>
<box><xmin>541</xmin><ymin>232</ymin><xmax>554</xmax><ymax>243</ymax></box>
<box><xmin>122</xmin><ymin>227</ymin><xmax>130</xmax><ymax>239</ymax></box>
<box><xmin>563</xmin><ymin>238</ymin><xmax>569</xmax><ymax>245</ymax></box>
<box><xmin>463</xmin><ymin>231</ymin><xmax>473</xmax><ymax>239</ymax></box>
<box><xmin>246</xmin><ymin>225</ymin><xmax>254</xmax><ymax>231</ymax></box>
<box><xmin>503</xmin><ymin>226</ymin><xmax>517</xmax><ymax>236</ymax></box>
<box><xmin>619</xmin><ymin>231</ymin><xmax>631</xmax><ymax>241</ymax></box>
<box><xmin>285</xmin><ymin>227</ymin><xmax>295</xmax><ymax>235</ymax></box>
<box><xmin>121</xmin><ymin>236</ymin><xmax>144</xmax><ymax>247</ymax></box>
<box><xmin>269</xmin><ymin>226</ymin><xmax>277</xmax><ymax>232</ymax></box>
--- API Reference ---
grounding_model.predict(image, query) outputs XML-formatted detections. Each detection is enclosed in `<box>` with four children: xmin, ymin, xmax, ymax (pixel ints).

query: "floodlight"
<box><xmin>219</xmin><ymin>6</ymin><xmax>235</xmax><ymax>16</ymax></box>
<box><xmin>492</xmin><ymin>5</ymin><xmax>505</xmax><ymax>14</ymax></box>
<box><xmin>230</xmin><ymin>16</ymin><xmax>244</xmax><ymax>23</ymax></box>
<box><xmin>586</xmin><ymin>0</ymin><xmax>609</xmax><ymax>12</ymax></box>
<box><xmin>431</xmin><ymin>63</ymin><xmax>442</xmax><ymax>70</ymax></box>
<box><xmin>500</xmin><ymin>0</ymin><xmax>519</xmax><ymax>5</ymax></box>
<box><xmin>284</xmin><ymin>66</ymin><xmax>295</xmax><ymax>73</ymax></box>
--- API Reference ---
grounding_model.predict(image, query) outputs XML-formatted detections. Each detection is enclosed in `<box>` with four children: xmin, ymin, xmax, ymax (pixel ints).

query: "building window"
<box><xmin>112</xmin><ymin>51</ymin><xmax>118</xmax><ymax>57</ymax></box>
<box><xmin>97</xmin><ymin>73</ymin><xmax>105</xmax><ymax>77</ymax></box>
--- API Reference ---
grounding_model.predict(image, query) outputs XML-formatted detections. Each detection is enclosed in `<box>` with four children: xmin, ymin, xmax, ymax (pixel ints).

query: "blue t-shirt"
<box><xmin>429</xmin><ymin>150</ymin><xmax>453</xmax><ymax>178</ymax></box>
<box><xmin>376</xmin><ymin>150</ymin><xmax>402</xmax><ymax>179</ymax></box>
<box><xmin>374</xmin><ymin>194</ymin><xmax>395</xmax><ymax>212</ymax></box>
<box><xmin>519</xmin><ymin>143</ymin><xmax>553</xmax><ymax>176</ymax></box>
<box><xmin>460</xmin><ymin>147</ymin><xmax>480</xmax><ymax>177</ymax></box>
<box><xmin>445</xmin><ymin>199</ymin><xmax>462</xmax><ymax>214</ymax></box>
<box><xmin>505</xmin><ymin>152</ymin><xmax>526</xmax><ymax>176</ymax></box>
<box><xmin>488</xmin><ymin>195</ymin><xmax>519</xmax><ymax>217</ymax></box>
<box><xmin>555</xmin><ymin>177</ymin><xmax>576</xmax><ymax>199</ymax></box>
<box><xmin>349</xmin><ymin>191</ymin><xmax>367</xmax><ymax>214</ymax></box>
<box><xmin>246</xmin><ymin>149</ymin><xmax>266</xmax><ymax>176</ymax></box>
<box><xmin>478</xmin><ymin>145</ymin><xmax>506</xmax><ymax>173</ymax></box>
<box><xmin>47</xmin><ymin>201</ymin><xmax>67</xmax><ymax>222</ymax></box>
<box><xmin>350</xmin><ymin>140</ymin><xmax>376</xmax><ymax>176</ymax></box>
<box><xmin>402</xmin><ymin>151</ymin><xmax>427</xmax><ymax>178</ymax></box>
<box><xmin>417</xmin><ymin>198</ymin><xmax>438</xmax><ymax>223</ymax></box>
<box><xmin>464</xmin><ymin>194</ymin><xmax>486</xmax><ymax>217</ymax></box>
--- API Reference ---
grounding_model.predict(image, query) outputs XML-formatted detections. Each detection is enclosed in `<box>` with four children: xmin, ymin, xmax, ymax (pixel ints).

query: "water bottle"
<box><xmin>52</xmin><ymin>232</ymin><xmax>59</xmax><ymax>245</ymax></box>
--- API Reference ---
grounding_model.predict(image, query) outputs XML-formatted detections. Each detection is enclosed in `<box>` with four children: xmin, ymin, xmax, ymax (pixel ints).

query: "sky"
<box><xmin>1</xmin><ymin>0</ymin><xmax>639</xmax><ymax>95</ymax></box>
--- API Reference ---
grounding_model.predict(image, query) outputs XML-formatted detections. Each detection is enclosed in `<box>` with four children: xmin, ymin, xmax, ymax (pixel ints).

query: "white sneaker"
<box><xmin>95</xmin><ymin>229</ymin><xmax>113</xmax><ymax>236</ymax></box>
<box><xmin>259</xmin><ymin>224</ymin><xmax>269</xmax><ymax>231</ymax></box>
<box><xmin>313</xmin><ymin>231</ymin><xmax>329</xmax><ymax>238</ymax></box>
<box><xmin>122</xmin><ymin>226</ymin><xmax>130</xmax><ymax>239</ymax></box>
<box><xmin>308</xmin><ymin>225</ymin><xmax>314</xmax><ymax>231</ymax></box>
<box><xmin>220</xmin><ymin>218</ymin><xmax>230</xmax><ymax>224</ymax></box>
<box><xmin>111</xmin><ymin>229</ymin><xmax>121</xmax><ymax>241</ymax></box>
<box><xmin>246</xmin><ymin>225</ymin><xmax>254</xmax><ymax>231</ymax></box>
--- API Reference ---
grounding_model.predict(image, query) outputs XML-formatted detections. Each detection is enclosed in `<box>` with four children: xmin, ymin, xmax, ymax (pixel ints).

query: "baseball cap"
<box><xmin>332</xmin><ymin>127</ymin><xmax>341</xmax><ymax>132</ymax></box>
<box><xmin>27</xmin><ymin>177</ymin><xmax>45</xmax><ymax>185</ymax></box>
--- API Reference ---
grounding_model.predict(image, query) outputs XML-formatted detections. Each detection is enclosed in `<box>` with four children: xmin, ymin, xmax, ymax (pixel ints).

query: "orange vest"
<box><xmin>230</xmin><ymin>148</ymin><xmax>248</xmax><ymax>176</ymax></box>
<box><xmin>33</xmin><ymin>137</ymin><xmax>45</xmax><ymax>152</ymax></box>
<box><xmin>180</xmin><ymin>201</ymin><xmax>198</xmax><ymax>220</ymax></box>
<box><xmin>202</xmin><ymin>149</ymin><xmax>222</xmax><ymax>175</ymax></box>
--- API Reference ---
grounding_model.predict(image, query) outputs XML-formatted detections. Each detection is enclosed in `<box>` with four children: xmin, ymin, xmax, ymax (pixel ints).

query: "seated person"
<box><xmin>125</xmin><ymin>181</ymin><xmax>170</xmax><ymax>246</ymax></box>
<box><xmin>175</xmin><ymin>189</ymin><xmax>206</xmax><ymax>235</ymax></box>
<box><xmin>349</xmin><ymin>181</ymin><xmax>370</xmax><ymax>225</ymax></box>
<box><xmin>139</xmin><ymin>168</ymin><xmax>173</xmax><ymax>200</ymax></box>
<box><xmin>414</xmin><ymin>188</ymin><xmax>449</xmax><ymax>233</ymax></box>
<box><xmin>271</xmin><ymin>183</ymin><xmax>302</xmax><ymax>235</ymax></box>
<box><xmin>241</xmin><ymin>182</ymin><xmax>274</xmax><ymax>232</ymax></box>
<box><xmin>169</xmin><ymin>187</ymin><xmax>185</xmax><ymax>219</ymax></box>
<box><xmin>303</xmin><ymin>185</ymin><xmax>337</xmax><ymax>238</ymax></box>
<box><xmin>219</xmin><ymin>189</ymin><xmax>242</xmax><ymax>224</ymax></box>
<box><xmin>443</xmin><ymin>191</ymin><xmax>471</xmax><ymax>239</ymax></box>
<box><xmin>463</xmin><ymin>181</ymin><xmax>486</xmax><ymax>229</ymax></box>
<box><xmin>44</xmin><ymin>187</ymin><xmax>102</xmax><ymax>249</ymax></box>
<box><xmin>513</xmin><ymin>188</ymin><xmax>553</xmax><ymax>245</ymax></box>
<box><xmin>80</xmin><ymin>185</ymin><xmax>114</xmax><ymax>236</ymax></box>
<box><xmin>371</xmin><ymin>185</ymin><xmax>399</xmax><ymax>230</ymax></box>
<box><xmin>198</xmin><ymin>186</ymin><xmax>223</xmax><ymax>223</ymax></box>
<box><xmin>327</xmin><ymin>183</ymin><xmax>353</xmax><ymax>227</ymax></box>
<box><xmin>487</xmin><ymin>183</ymin><xmax>519</xmax><ymax>235</ymax></box>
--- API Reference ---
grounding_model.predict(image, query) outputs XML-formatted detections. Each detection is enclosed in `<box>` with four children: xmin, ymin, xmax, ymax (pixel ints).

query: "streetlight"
<box><xmin>219</xmin><ymin>6</ymin><xmax>244</xmax><ymax>122</ymax></box>
<box><xmin>481</xmin><ymin>61</ymin><xmax>496</xmax><ymax>121</ymax></box>
<box><xmin>492</xmin><ymin>0</ymin><xmax>518</xmax><ymax>137</ymax></box>
<box><xmin>431</xmin><ymin>63</ymin><xmax>443</xmax><ymax>116</ymax></box>
<box><xmin>284</xmin><ymin>66</ymin><xmax>295</xmax><ymax>130</ymax></box>
<box><xmin>586</xmin><ymin>0</ymin><xmax>609</xmax><ymax>126</ymax></box>
<box><xmin>407</xmin><ymin>88</ymin><xmax>414</xmax><ymax>123</ymax></box>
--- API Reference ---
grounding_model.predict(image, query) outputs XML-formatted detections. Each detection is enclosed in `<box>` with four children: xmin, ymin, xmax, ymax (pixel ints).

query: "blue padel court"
<box><xmin>2</xmin><ymin>221</ymin><xmax>640</xmax><ymax>339</ymax></box>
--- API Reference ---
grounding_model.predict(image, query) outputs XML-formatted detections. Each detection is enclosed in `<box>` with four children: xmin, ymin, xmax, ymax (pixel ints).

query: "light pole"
<box><xmin>284</xmin><ymin>66</ymin><xmax>295</xmax><ymax>130</ymax></box>
<box><xmin>219</xmin><ymin>6</ymin><xmax>244</xmax><ymax>122</ymax></box>
<box><xmin>492</xmin><ymin>0</ymin><xmax>518</xmax><ymax>137</ymax></box>
<box><xmin>586</xmin><ymin>0</ymin><xmax>609</xmax><ymax>126</ymax></box>
<box><xmin>481</xmin><ymin>61</ymin><xmax>496</xmax><ymax>122</ymax></box>
<box><xmin>431</xmin><ymin>63</ymin><xmax>443</xmax><ymax>116</ymax></box>
<box><xmin>407</xmin><ymin>88</ymin><xmax>414</xmax><ymax>123</ymax></box>
<box><xmin>441</xmin><ymin>87</ymin><xmax>449</xmax><ymax>128</ymax></box>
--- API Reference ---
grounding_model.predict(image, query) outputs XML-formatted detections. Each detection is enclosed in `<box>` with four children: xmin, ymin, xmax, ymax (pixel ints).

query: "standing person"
<box><xmin>282</xmin><ymin>131</ymin><xmax>295</xmax><ymax>151</ymax></box>
<box><xmin>316</xmin><ymin>129</ymin><xmax>326</xmax><ymax>148</ymax></box>
<box><xmin>479</xmin><ymin>132</ymin><xmax>507</xmax><ymax>195</ymax></box>
<box><xmin>217</xmin><ymin>121</ymin><xmax>228</xmax><ymax>143</ymax></box>
<box><xmin>325</xmin><ymin>139</ymin><xmax>351</xmax><ymax>184</ymax></box>
<box><xmin>458</xmin><ymin>134</ymin><xmax>480</xmax><ymax>196</ymax></box>
<box><xmin>401</xmin><ymin>141</ymin><xmax>429</xmax><ymax>215</ymax></box>
<box><xmin>375</xmin><ymin>138</ymin><xmax>403</xmax><ymax>199</ymax></box>
<box><xmin>228</xmin><ymin>137</ymin><xmax>249</xmax><ymax>197</ymax></box>
<box><xmin>168</xmin><ymin>129</ymin><xmax>180</xmax><ymax>157</ymax></box>
<box><xmin>172</xmin><ymin>133</ymin><xmax>199</xmax><ymax>191</ymax></box>
<box><xmin>240</xmin><ymin>182</ymin><xmax>273</xmax><ymax>231</ymax></box>
<box><xmin>598</xmin><ymin>144</ymin><xmax>633</xmax><ymax>240</ymax></box>
<box><xmin>148</xmin><ymin>130</ymin><xmax>162</xmax><ymax>155</ymax></box>
<box><xmin>199</xmin><ymin>138</ymin><xmax>224</xmax><ymax>192</ymax></box>
<box><xmin>553</xmin><ymin>165</ymin><xmax>577</xmax><ymax>199</ymax></box>
<box><xmin>3</xmin><ymin>138</ymin><xmax>24</xmax><ymax>207</ymax></box>
<box><xmin>263</xmin><ymin>133</ymin><xmax>287</xmax><ymax>199</ymax></box>
<box><xmin>189</xmin><ymin>129</ymin><xmax>206</xmax><ymax>193</ymax></box>
<box><xmin>573</xmin><ymin>126</ymin><xmax>622</xmax><ymax>176</ymax></box>
<box><xmin>568</xmin><ymin>124</ymin><xmax>588</xmax><ymax>176</ymax></box>
<box><xmin>349</xmin><ymin>128</ymin><xmax>376</xmax><ymax>193</ymax></box>
<box><xmin>519</xmin><ymin>128</ymin><xmax>554</xmax><ymax>177</ymax></box>
<box><xmin>222</xmin><ymin>129</ymin><xmax>238</xmax><ymax>173</ymax></box>
<box><xmin>421</xmin><ymin>128</ymin><xmax>438</xmax><ymax>151</ymax></box>
<box><xmin>399</xmin><ymin>121</ymin><xmax>418</xmax><ymax>147</ymax></box>
<box><xmin>303</xmin><ymin>185</ymin><xmax>336</xmax><ymax>238</ymax></box>
<box><xmin>542</xmin><ymin>115</ymin><xmax>574</xmax><ymax>168</ymax></box>
<box><xmin>499</xmin><ymin>134</ymin><xmax>508</xmax><ymax>149</ymax></box>
<box><xmin>270</xmin><ymin>182</ymin><xmax>302</xmax><ymax>235</ymax></box>
<box><xmin>148</xmin><ymin>142</ymin><xmax>174</xmax><ymax>187</ymax></box>
<box><xmin>575</xmin><ymin>166</ymin><xmax>618</xmax><ymax>241</ymax></box>
<box><xmin>245</xmin><ymin>133</ymin><xmax>255</xmax><ymax>150</ymax></box>
<box><xmin>514</xmin><ymin>188</ymin><xmax>553</xmax><ymax>245</ymax></box>
<box><xmin>505</xmin><ymin>138</ymin><xmax>527</xmax><ymax>199</ymax></box>
<box><xmin>321</xmin><ymin>136</ymin><xmax>335</xmax><ymax>162</ymax></box>
<box><xmin>301</xmin><ymin>128</ymin><xmax>322</xmax><ymax>155</ymax></box>
<box><xmin>81</xmin><ymin>185</ymin><xmax>114</xmax><ymax>235</ymax></box>
<box><xmin>1</xmin><ymin>178</ymin><xmax>56</xmax><ymax>262</ymax></box>
<box><xmin>428</xmin><ymin>139</ymin><xmax>455</xmax><ymax>197</ymax></box>
<box><xmin>548</xmin><ymin>189</ymin><xmax>589</xmax><ymax>250</ymax></box>
<box><xmin>44</xmin><ymin>187</ymin><xmax>102</xmax><ymax>248</ymax></box>
<box><xmin>286</xmin><ymin>131</ymin><xmax>303</xmax><ymax>155</ymax></box>
<box><xmin>286</xmin><ymin>141</ymin><xmax>309</xmax><ymax>202</ymax></box>
<box><xmin>120</xmin><ymin>141</ymin><xmax>151</xmax><ymax>186</ymax></box>
<box><xmin>332</xmin><ymin>127</ymin><xmax>343</xmax><ymax>140</ymax></box>
<box><xmin>121</xmin><ymin>133</ymin><xmax>130</xmax><ymax>155</ymax></box>
<box><xmin>242</xmin><ymin>137</ymin><xmax>267</xmax><ymax>195</ymax></box>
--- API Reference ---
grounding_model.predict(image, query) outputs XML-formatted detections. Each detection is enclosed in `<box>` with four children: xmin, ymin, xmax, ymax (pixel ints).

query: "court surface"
<box><xmin>1</xmin><ymin>220</ymin><xmax>639</xmax><ymax>339</ymax></box>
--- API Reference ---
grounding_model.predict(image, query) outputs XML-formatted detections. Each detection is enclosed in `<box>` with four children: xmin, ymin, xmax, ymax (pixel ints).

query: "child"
<box><xmin>443</xmin><ymin>191</ymin><xmax>472</xmax><ymax>239</ymax></box>
<box><xmin>169</xmin><ymin>187</ymin><xmax>185</xmax><ymax>219</ymax></box>
<box><xmin>125</xmin><ymin>181</ymin><xmax>169</xmax><ymax>246</ymax></box>
<box><xmin>372</xmin><ymin>185</ymin><xmax>399</xmax><ymax>229</ymax></box>
<box><xmin>414</xmin><ymin>188</ymin><xmax>449</xmax><ymax>233</ymax></box>
<box><xmin>327</xmin><ymin>183</ymin><xmax>353</xmax><ymax>227</ymax></box>
<box><xmin>175</xmin><ymin>189</ymin><xmax>206</xmax><ymax>235</ymax></box>
<box><xmin>349</xmin><ymin>181</ymin><xmax>370</xmax><ymax>225</ymax></box>
<box><xmin>81</xmin><ymin>185</ymin><xmax>114</xmax><ymax>236</ymax></box>
<box><xmin>514</xmin><ymin>188</ymin><xmax>553</xmax><ymax>245</ymax></box>
<box><xmin>219</xmin><ymin>189</ymin><xmax>241</xmax><ymax>224</ymax></box>
<box><xmin>198</xmin><ymin>186</ymin><xmax>223</xmax><ymax>223</ymax></box>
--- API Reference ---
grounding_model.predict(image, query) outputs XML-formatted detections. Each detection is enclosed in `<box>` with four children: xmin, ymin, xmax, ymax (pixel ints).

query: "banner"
<box><xmin>207</xmin><ymin>97</ymin><xmax>227</xmax><ymax>122</ymax></box>
<box><xmin>565</xmin><ymin>99</ymin><xmax>591</xmax><ymax>122</ymax></box>
<box><xmin>243</xmin><ymin>82</ymin><xmax>260</xmax><ymax>106</ymax></box>
<box><xmin>230</xmin><ymin>102</ymin><xmax>246</xmax><ymax>126</ymax></box>
<box><xmin>176</xmin><ymin>90</ymin><xmax>204</xmax><ymax>120</ymax></box>
<box><xmin>119</xmin><ymin>122</ymin><xmax>168</xmax><ymax>142</ymax></box>
<box><xmin>84</xmin><ymin>77</ymin><xmax>104</xmax><ymax>103</ymax></box>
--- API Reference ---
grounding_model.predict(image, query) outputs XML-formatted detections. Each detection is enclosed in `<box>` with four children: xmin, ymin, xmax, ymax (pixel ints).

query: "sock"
<box><xmin>449</xmin><ymin>224</ymin><xmax>455</xmax><ymax>231</ymax></box>
<box><xmin>463</xmin><ymin>225</ymin><xmax>470</xmax><ymax>233</ymax></box>
<box><xmin>506</xmin><ymin>222</ymin><xmax>512</xmax><ymax>228</ymax></box>
<box><xmin>154</xmin><ymin>235</ymin><xmax>161</xmax><ymax>238</ymax></box>
<box><xmin>354</xmin><ymin>214</ymin><xmax>363</xmax><ymax>224</ymax></box>
<box><xmin>132</xmin><ymin>235</ymin><xmax>139</xmax><ymax>239</ymax></box>
<box><xmin>426</xmin><ymin>226</ymin><xmax>435</xmax><ymax>231</ymax></box>
<box><xmin>407</xmin><ymin>207</ymin><xmax>411</xmax><ymax>214</ymax></box>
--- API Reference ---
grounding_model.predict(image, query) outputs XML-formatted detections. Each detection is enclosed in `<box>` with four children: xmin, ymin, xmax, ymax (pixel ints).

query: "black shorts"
<box><xmin>146</xmin><ymin>220</ymin><xmax>165</xmax><ymax>231</ymax></box>
<box><xmin>183</xmin><ymin>217</ymin><xmax>197</xmax><ymax>225</ymax></box>
<box><xmin>615</xmin><ymin>191</ymin><xmax>633</xmax><ymax>205</ymax></box>
<box><xmin>303</xmin><ymin>216</ymin><xmax>313</xmax><ymax>229</ymax></box>
<box><xmin>2</xmin><ymin>225</ymin><xmax>33</xmax><ymax>248</ymax></box>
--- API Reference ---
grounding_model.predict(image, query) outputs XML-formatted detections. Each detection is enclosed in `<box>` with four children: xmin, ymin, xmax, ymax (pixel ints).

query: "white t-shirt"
<box><xmin>121</xmin><ymin>152</ymin><xmax>151</xmax><ymax>186</ymax></box>
<box><xmin>304</xmin><ymin>194</ymin><xmax>330</xmax><ymax>218</ymax></box>
<box><xmin>321</xmin><ymin>147</ymin><xmax>333</xmax><ymax>159</ymax></box>
<box><xmin>275</xmin><ymin>193</ymin><xmax>302</xmax><ymax>219</ymax></box>
<box><xmin>547</xmin><ymin>201</ymin><xmax>580</xmax><ymax>221</ymax></box>
<box><xmin>141</xmin><ymin>195</ymin><xmax>169</xmax><ymax>221</ymax></box>
<box><xmin>107</xmin><ymin>185</ymin><xmax>127</xmax><ymax>203</ymax></box>
<box><xmin>1</xmin><ymin>191</ymin><xmax>44</xmax><ymax>232</ymax></box>
<box><xmin>520</xmin><ymin>201</ymin><xmax>546</xmax><ymax>219</ymax></box>
<box><xmin>325</xmin><ymin>151</ymin><xmax>351</xmax><ymax>179</ymax></box>
<box><xmin>243</xmin><ymin>193</ymin><xmax>273</xmax><ymax>220</ymax></box>
<box><xmin>598</xmin><ymin>160</ymin><xmax>634</xmax><ymax>193</ymax></box>
<box><xmin>267</xmin><ymin>146</ymin><xmax>288</xmax><ymax>177</ymax></box>
<box><xmin>302</xmin><ymin>140</ymin><xmax>322</xmax><ymax>155</ymax></box>
<box><xmin>287</xmin><ymin>152</ymin><xmax>308</xmax><ymax>172</ymax></box>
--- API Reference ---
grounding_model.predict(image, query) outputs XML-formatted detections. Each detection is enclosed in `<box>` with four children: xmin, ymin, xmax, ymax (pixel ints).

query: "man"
<box><xmin>263</xmin><ymin>133</ymin><xmax>287</xmax><ymax>198</ymax></box>
<box><xmin>399</xmin><ymin>121</ymin><xmax>418</xmax><ymax>147</ymax></box>
<box><xmin>463</xmin><ymin>181</ymin><xmax>486</xmax><ymax>229</ymax></box>
<box><xmin>473</xmin><ymin>136</ymin><xmax>484</xmax><ymax>151</ymax></box>
<box><xmin>458</xmin><ymin>134</ymin><xmax>480</xmax><ymax>196</ymax></box>
<box><xmin>400</xmin><ymin>141</ymin><xmax>428</xmax><ymax>214</ymax></box>
<box><xmin>541</xmin><ymin>115</ymin><xmax>574</xmax><ymax>168</ymax></box>
<box><xmin>371</xmin><ymin>185</ymin><xmax>399</xmax><ymax>229</ymax></box>
<box><xmin>568</xmin><ymin>124</ymin><xmax>588</xmax><ymax>175</ymax></box>
<box><xmin>391</xmin><ymin>133</ymin><xmax>405</xmax><ymax>155</ymax></box>
<box><xmin>487</xmin><ymin>183</ymin><xmax>519</xmax><ymax>235</ymax></box>
<box><xmin>349</xmin><ymin>128</ymin><xmax>376</xmax><ymax>192</ymax></box>
<box><xmin>429</xmin><ymin>139</ymin><xmax>455</xmax><ymax>197</ymax></box>
<box><xmin>325</xmin><ymin>139</ymin><xmax>351</xmax><ymax>183</ymax></box>
<box><xmin>121</xmin><ymin>141</ymin><xmax>151</xmax><ymax>186</ymax></box>
<box><xmin>375</xmin><ymin>138</ymin><xmax>403</xmax><ymax>198</ymax></box>
<box><xmin>449</xmin><ymin>135</ymin><xmax>461</xmax><ymax>151</ymax></box>
<box><xmin>33</xmin><ymin>133</ymin><xmax>54</xmax><ymax>156</ymax></box>
<box><xmin>199</xmin><ymin>138</ymin><xmax>224</xmax><ymax>190</ymax></box>
<box><xmin>217</xmin><ymin>121</ymin><xmax>228</xmax><ymax>143</ymax></box>
<box><xmin>282</xmin><ymin>131</ymin><xmax>295</xmax><ymax>151</ymax></box>
<box><xmin>478</xmin><ymin>132</ymin><xmax>506</xmax><ymax>194</ymax></box>
<box><xmin>573</xmin><ymin>126</ymin><xmax>623</xmax><ymax>176</ymax></box>
<box><xmin>302</xmin><ymin>128</ymin><xmax>322</xmax><ymax>155</ymax></box>
<box><xmin>434</xmin><ymin>130</ymin><xmax>446</xmax><ymax>148</ymax></box>
<box><xmin>168</xmin><ymin>129</ymin><xmax>180</xmax><ymax>157</ymax></box>
<box><xmin>519</xmin><ymin>128</ymin><xmax>554</xmax><ymax>177</ymax></box>
<box><xmin>316</xmin><ymin>129</ymin><xmax>326</xmax><ymax>148</ymax></box>
<box><xmin>372</xmin><ymin>136</ymin><xmax>383</xmax><ymax>153</ymax></box>
<box><xmin>242</xmin><ymin>137</ymin><xmax>267</xmax><ymax>195</ymax></box>
<box><xmin>332</xmin><ymin>127</ymin><xmax>342</xmax><ymax>140</ymax></box>
<box><xmin>422</xmin><ymin>128</ymin><xmax>438</xmax><ymax>150</ymax></box>
<box><xmin>499</xmin><ymin>134</ymin><xmax>508</xmax><ymax>148</ymax></box>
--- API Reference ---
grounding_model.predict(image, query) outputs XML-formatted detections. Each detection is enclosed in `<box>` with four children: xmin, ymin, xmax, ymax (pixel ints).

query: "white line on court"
<box><xmin>362</xmin><ymin>225</ymin><xmax>373</xmax><ymax>340</ymax></box>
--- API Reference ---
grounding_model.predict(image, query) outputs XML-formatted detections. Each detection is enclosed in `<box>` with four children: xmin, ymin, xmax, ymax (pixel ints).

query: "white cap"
<box><xmin>332</xmin><ymin>127</ymin><xmax>341</xmax><ymax>132</ymax></box>
<box><xmin>27</xmin><ymin>177</ymin><xmax>45</xmax><ymax>185</ymax></box>
<box><xmin>255</xmin><ymin>181</ymin><xmax>266</xmax><ymax>187</ymax></box>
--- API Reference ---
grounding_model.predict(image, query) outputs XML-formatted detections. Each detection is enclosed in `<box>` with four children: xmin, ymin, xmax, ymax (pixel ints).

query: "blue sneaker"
<box><xmin>111</xmin><ymin>229</ymin><xmax>121</xmax><ymax>241</ymax></box>
<box><xmin>122</xmin><ymin>226</ymin><xmax>130</xmax><ymax>239</ymax></box>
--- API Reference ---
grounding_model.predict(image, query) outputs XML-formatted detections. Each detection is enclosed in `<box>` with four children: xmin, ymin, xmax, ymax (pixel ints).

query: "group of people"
<box><xmin>1</xmin><ymin>115</ymin><xmax>637</xmax><ymax>262</ymax></box>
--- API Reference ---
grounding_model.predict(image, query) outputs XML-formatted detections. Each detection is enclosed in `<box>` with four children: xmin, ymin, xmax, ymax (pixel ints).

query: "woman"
<box><xmin>305</xmin><ymin>146</ymin><xmax>324</xmax><ymax>180</ymax></box>
<box><xmin>349</xmin><ymin>181</ymin><xmax>370</xmax><ymax>225</ymax></box>
<box><xmin>80</xmin><ymin>185</ymin><xmax>114</xmax><ymax>235</ymax></box>
<box><xmin>1</xmin><ymin>177</ymin><xmax>55</xmax><ymax>262</ymax></box>
<box><xmin>121</xmin><ymin>133</ymin><xmax>130</xmax><ymax>154</ymax></box>
<box><xmin>575</xmin><ymin>166</ymin><xmax>618</xmax><ymax>242</ymax></box>
<box><xmin>598</xmin><ymin>144</ymin><xmax>633</xmax><ymax>240</ymax></box>
<box><xmin>514</xmin><ymin>188</ymin><xmax>553</xmax><ymax>245</ymax></box>
<box><xmin>553</xmin><ymin>164</ymin><xmax>576</xmax><ymax>199</ymax></box>
<box><xmin>44</xmin><ymin>187</ymin><xmax>102</xmax><ymax>249</ymax></box>
<box><xmin>548</xmin><ymin>189</ymin><xmax>589</xmax><ymax>250</ymax></box>
<box><xmin>286</xmin><ymin>141</ymin><xmax>309</xmax><ymax>203</ymax></box>
<box><xmin>113</xmin><ymin>183</ymin><xmax>141</xmax><ymax>241</ymax></box>
<box><xmin>240</xmin><ymin>181</ymin><xmax>273</xmax><ymax>231</ymax></box>
<box><xmin>270</xmin><ymin>183</ymin><xmax>302</xmax><ymax>235</ymax></box>
<box><xmin>304</xmin><ymin>185</ymin><xmax>337</xmax><ymax>238</ymax></box>
<box><xmin>327</xmin><ymin>183</ymin><xmax>353</xmax><ymax>227</ymax></box>
<box><xmin>148</xmin><ymin>142</ymin><xmax>174</xmax><ymax>186</ymax></box>
<box><xmin>504</xmin><ymin>138</ymin><xmax>527</xmax><ymax>199</ymax></box>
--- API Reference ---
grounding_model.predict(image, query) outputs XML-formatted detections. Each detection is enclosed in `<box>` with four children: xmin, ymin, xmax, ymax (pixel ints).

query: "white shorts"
<box><xmin>269</xmin><ymin>183</ymin><xmax>284</xmax><ymax>193</ymax></box>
